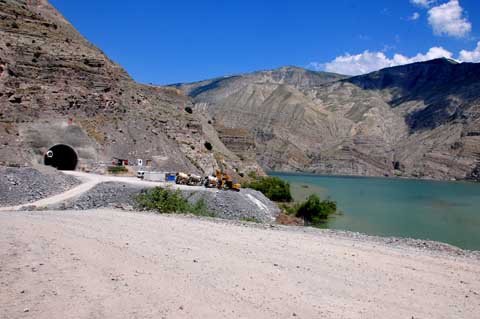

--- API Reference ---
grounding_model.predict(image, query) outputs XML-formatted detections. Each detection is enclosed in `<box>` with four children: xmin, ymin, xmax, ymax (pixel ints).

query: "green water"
<box><xmin>271</xmin><ymin>172</ymin><xmax>480</xmax><ymax>251</ymax></box>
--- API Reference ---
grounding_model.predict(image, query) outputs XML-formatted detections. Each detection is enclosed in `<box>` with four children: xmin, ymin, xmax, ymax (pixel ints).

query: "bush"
<box><xmin>247</xmin><ymin>171</ymin><xmax>257</xmax><ymax>179</ymax></box>
<box><xmin>134</xmin><ymin>187</ymin><xmax>214</xmax><ymax>217</ymax></box>
<box><xmin>279</xmin><ymin>202</ymin><xmax>298</xmax><ymax>215</ymax></box>
<box><xmin>107</xmin><ymin>166</ymin><xmax>128</xmax><ymax>174</ymax></box>
<box><xmin>295</xmin><ymin>194</ymin><xmax>336</xmax><ymax>225</ymax></box>
<box><xmin>247</xmin><ymin>176</ymin><xmax>293</xmax><ymax>202</ymax></box>
<box><xmin>189</xmin><ymin>198</ymin><xmax>214</xmax><ymax>217</ymax></box>
<box><xmin>240</xmin><ymin>216</ymin><xmax>260</xmax><ymax>223</ymax></box>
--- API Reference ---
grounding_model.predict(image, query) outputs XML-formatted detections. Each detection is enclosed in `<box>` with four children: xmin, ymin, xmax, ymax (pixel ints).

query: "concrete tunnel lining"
<box><xmin>44</xmin><ymin>144</ymin><xmax>78</xmax><ymax>170</ymax></box>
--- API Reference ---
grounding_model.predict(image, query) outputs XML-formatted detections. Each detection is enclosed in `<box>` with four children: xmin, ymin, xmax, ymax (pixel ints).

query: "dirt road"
<box><xmin>1</xmin><ymin>209</ymin><xmax>479</xmax><ymax>318</ymax></box>
<box><xmin>0</xmin><ymin>171</ymin><xmax>210</xmax><ymax>211</ymax></box>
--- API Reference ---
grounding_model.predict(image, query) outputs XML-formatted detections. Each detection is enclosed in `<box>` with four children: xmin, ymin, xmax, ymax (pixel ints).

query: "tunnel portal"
<box><xmin>44</xmin><ymin>144</ymin><xmax>78</xmax><ymax>170</ymax></box>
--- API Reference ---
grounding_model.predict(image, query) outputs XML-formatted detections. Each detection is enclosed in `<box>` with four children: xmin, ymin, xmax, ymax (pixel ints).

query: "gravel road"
<box><xmin>1</xmin><ymin>170</ymin><xmax>280</xmax><ymax>222</ymax></box>
<box><xmin>0</xmin><ymin>171</ymin><xmax>222</xmax><ymax>211</ymax></box>
<box><xmin>1</xmin><ymin>209</ymin><xmax>479</xmax><ymax>319</ymax></box>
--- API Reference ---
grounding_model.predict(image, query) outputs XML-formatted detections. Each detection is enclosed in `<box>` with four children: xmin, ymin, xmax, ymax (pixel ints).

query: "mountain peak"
<box><xmin>417</xmin><ymin>57</ymin><xmax>460</xmax><ymax>65</ymax></box>
<box><xmin>275</xmin><ymin>65</ymin><xmax>307</xmax><ymax>72</ymax></box>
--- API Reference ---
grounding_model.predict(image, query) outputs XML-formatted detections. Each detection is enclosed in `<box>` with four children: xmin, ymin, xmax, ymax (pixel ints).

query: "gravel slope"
<box><xmin>48</xmin><ymin>181</ymin><xmax>279</xmax><ymax>222</ymax></box>
<box><xmin>0</xmin><ymin>167</ymin><xmax>80</xmax><ymax>206</ymax></box>
<box><xmin>1</xmin><ymin>209</ymin><xmax>479</xmax><ymax>319</ymax></box>
<box><xmin>53</xmin><ymin>182</ymin><xmax>143</xmax><ymax>210</ymax></box>
<box><xmin>1</xmin><ymin>171</ymin><xmax>280</xmax><ymax>222</ymax></box>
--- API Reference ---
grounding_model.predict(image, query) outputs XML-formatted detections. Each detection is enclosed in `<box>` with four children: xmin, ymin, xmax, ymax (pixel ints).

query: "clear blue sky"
<box><xmin>50</xmin><ymin>0</ymin><xmax>480</xmax><ymax>84</ymax></box>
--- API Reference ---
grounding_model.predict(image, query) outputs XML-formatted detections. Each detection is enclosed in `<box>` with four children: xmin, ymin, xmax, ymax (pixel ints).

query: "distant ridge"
<box><xmin>174</xmin><ymin>60</ymin><xmax>480</xmax><ymax>181</ymax></box>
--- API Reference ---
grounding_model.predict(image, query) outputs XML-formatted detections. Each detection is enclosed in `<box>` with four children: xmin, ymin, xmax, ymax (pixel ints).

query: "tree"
<box><xmin>295</xmin><ymin>194</ymin><xmax>336</xmax><ymax>225</ymax></box>
<box><xmin>247</xmin><ymin>176</ymin><xmax>293</xmax><ymax>202</ymax></box>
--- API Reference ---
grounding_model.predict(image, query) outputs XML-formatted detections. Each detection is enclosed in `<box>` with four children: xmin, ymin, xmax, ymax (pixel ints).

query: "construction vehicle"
<box><xmin>214</xmin><ymin>159</ymin><xmax>241</xmax><ymax>191</ymax></box>
<box><xmin>215</xmin><ymin>169</ymin><xmax>241</xmax><ymax>191</ymax></box>
<box><xmin>204</xmin><ymin>175</ymin><xmax>218</xmax><ymax>188</ymax></box>
<box><xmin>175</xmin><ymin>172</ymin><xmax>189</xmax><ymax>185</ymax></box>
<box><xmin>187</xmin><ymin>174</ymin><xmax>203</xmax><ymax>186</ymax></box>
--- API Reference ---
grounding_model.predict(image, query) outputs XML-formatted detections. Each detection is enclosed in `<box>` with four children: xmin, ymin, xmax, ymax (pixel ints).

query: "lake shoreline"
<box><xmin>168</xmin><ymin>210</ymin><xmax>480</xmax><ymax>258</ymax></box>
<box><xmin>272</xmin><ymin>172</ymin><xmax>480</xmax><ymax>251</ymax></box>
<box><xmin>268</xmin><ymin>170</ymin><xmax>480</xmax><ymax>185</ymax></box>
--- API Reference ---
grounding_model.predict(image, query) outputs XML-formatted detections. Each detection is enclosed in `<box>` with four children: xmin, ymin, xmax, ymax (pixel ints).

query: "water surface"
<box><xmin>271</xmin><ymin>172</ymin><xmax>480</xmax><ymax>251</ymax></box>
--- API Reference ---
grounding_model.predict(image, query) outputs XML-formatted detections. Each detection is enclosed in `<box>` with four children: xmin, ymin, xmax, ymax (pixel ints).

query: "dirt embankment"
<box><xmin>1</xmin><ymin>209</ymin><xmax>479</xmax><ymax>319</ymax></box>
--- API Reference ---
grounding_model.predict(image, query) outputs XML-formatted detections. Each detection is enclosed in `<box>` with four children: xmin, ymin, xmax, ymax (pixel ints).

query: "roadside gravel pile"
<box><xmin>0</xmin><ymin>166</ymin><xmax>80</xmax><ymax>206</ymax></box>
<box><xmin>55</xmin><ymin>182</ymin><xmax>280</xmax><ymax>223</ymax></box>
<box><xmin>54</xmin><ymin>182</ymin><xmax>143</xmax><ymax>210</ymax></box>
<box><xmin>182</xmin><ymin>188</ymin><xmax>280</xmax><ymax>223</ymax></box>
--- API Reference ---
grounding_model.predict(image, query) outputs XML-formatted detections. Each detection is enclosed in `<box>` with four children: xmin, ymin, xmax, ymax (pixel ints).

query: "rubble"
<box><xmin>52</xmin><ymin>182</ymin><xmax>280</xmax><ymax>223</ymax></box>
<box><xmin>53</xmin><ymin>182</ymin><xmax>141</xmax><ymax>211</ymax></box>
<box><xmin>0</xmin><ymin>166</ymin><xmax>80</xmax><ymax>206</ymax></box>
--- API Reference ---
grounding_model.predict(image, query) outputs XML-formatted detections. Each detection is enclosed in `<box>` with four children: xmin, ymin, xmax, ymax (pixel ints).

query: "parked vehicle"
<box><xmin>175</xmin><ymin>172</ymin><xmax>189</xmax><ymax>185</ymax></box>
<box><xmin>188</xmin><ymin>174</ymin><xmax>202</xmax><ymax>186</ymax></box>
<box><xmin>204</xmin><ymin>175</ymin><xmax>218</xmax><ymax>188</ymax></box>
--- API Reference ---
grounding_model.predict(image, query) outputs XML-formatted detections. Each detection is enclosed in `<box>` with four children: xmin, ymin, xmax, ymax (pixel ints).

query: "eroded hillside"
<box><xmin>0</xmin><ymin>0</ymin><xmax>259</xmax><ymax>176</ymax></box>
<box><xmin>177</xmin><ymin>61</ymin><xmax>480</xmax><ymax>180</ymax></box>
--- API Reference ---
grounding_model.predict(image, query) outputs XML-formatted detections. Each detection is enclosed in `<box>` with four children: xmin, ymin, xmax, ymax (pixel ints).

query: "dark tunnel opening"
<box><xmin>44</xmin><ymin>144</ymin><xmax>78</xmax><ymax>171</ymax></box>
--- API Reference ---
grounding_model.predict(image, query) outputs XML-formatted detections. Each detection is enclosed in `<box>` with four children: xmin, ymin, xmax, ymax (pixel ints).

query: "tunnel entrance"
<box><xmin>44</xmin><ymin>144</ymin><xmax>78</xmax><ymax>170</ymax></box>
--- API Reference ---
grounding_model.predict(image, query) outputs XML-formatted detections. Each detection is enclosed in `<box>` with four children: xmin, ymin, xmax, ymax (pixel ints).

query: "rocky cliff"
<box><xmin>176</xmin><ymin>60</ymin><xmax>480</xmax><ymax>181</ymax></box>
<box><xmin>0</xmin><ymin>0</ymin><xmax>258</xmax><ymax>176</ymax></box>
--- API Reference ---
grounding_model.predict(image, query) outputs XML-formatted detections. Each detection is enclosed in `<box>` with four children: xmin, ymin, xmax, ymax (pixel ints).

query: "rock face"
<box><xmin>175</xmin><ymin>60</ymin><xmax>480</xmax><ymax>180</ymax></box>
<box><xmin>0</xmin><ymin>0</ymin><xmax>257</xmax><ymax>176</ymax></box>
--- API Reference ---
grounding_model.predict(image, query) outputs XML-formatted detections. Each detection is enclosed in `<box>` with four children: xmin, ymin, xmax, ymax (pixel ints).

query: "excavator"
<box><xmin>214</xmin><ymin>160</ymin><xmax>241</xmax><ymax>192</ymax></box>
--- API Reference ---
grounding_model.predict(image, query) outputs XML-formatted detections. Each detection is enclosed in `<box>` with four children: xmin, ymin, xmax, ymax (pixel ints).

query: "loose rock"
<box><xmin>0</xmin><ymin>166</ymin><xmax>80</xmax><ymax>206</ymax></box>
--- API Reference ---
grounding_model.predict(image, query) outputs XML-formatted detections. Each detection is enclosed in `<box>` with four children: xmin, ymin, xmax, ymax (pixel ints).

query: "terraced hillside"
<box><xmin>176</xmin><ymin>60</ymin><xmax>480</xmax><ymax>180</ymax></box>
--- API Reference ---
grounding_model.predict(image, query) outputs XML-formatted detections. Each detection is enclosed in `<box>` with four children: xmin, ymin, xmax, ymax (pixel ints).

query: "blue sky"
<box><xmin>50</xmin><ymin>0</ymin><xmax>480</xmax><ymax>84</ymax></box>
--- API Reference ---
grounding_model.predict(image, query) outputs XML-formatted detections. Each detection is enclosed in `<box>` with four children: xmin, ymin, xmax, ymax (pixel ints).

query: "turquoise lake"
<box><xmin>271</xmin><ymin>172</ymin><xmax>480</xmax><ymax>251</ymax></box>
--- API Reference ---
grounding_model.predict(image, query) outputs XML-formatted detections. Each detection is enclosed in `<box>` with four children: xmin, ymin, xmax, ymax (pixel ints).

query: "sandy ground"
<box><xmin>0</xmin><ymin>171</ymin><xmax>212</xmax><ymax>211</ymax></box>
<box><xmin>1</xmin><ymin>209</ymin><xmax>479</xmax><ymax>319</ymax></box>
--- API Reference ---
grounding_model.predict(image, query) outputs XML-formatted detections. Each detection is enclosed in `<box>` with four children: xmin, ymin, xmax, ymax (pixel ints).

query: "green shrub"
<box><xmin>189</xmin><ymin>198</ymin><xmax>214</xmax><ymax>217</ymax></box>
<box><xmin>247</xmin><ymin>171</ymin><xmax>257</xmax><ymax>179</ymax></box>
<box><xmin>135</xmin><ymin>187</ymin><xmax>214</xmax><ymax>217</ymax></box>
<box><xmin>240</xmin><ymin>216</ymin><xmax>260</xmax><ymax>223</ymax></box>
<box><xmin>295</xmin><ymin>194</ymin><xmax>336</xmax><ymax>225</ymax></box>
<box><xmin>247</xmin><ymin>176</ymin><xmax>293</xmax><ymax>202</ymax></box>
<box><xmin>107</xmin><ymin>166</ymin><xmax>128</xmax><ymax>174</ymax></box>
<box><xmin>279</xmin><ymin>202</ymin><xmax>298</xmax><ymax>215</ymax></box>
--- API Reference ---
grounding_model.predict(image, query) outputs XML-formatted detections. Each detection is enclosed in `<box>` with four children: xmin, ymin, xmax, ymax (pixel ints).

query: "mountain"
<box><xmin>175</xmin><ymin>60</ymin><xmax>480</xmax><ymax>180</ymax></box>
<box><xmin>173</xmin><ymin>66</ymin><xmax>346</xmax><ymax>97</ymax></box>
<box><xmin>0</xmin><ymin>0</ymin><xmax>259</xmax><ymax>176</ymax></box>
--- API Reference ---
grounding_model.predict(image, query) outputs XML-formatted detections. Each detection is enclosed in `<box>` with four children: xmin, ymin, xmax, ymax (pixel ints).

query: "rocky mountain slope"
<box><xmin>176</xmin><ymin>60</ymin><xmax>480</xmax><ymax>180</ymax></box>
<box><xmin>0</xmin><ymin>0</ymin><xmax>258</xmax><ymax>176</ymax></box>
